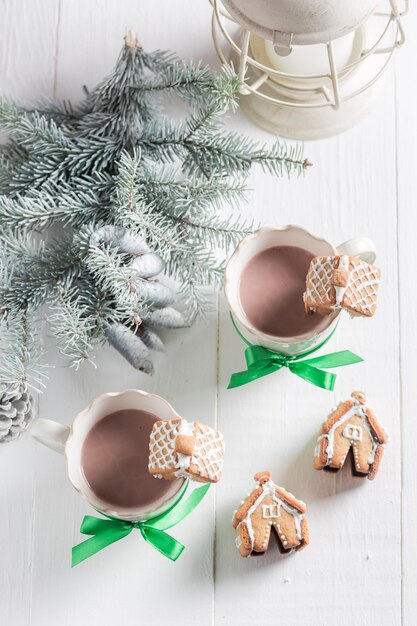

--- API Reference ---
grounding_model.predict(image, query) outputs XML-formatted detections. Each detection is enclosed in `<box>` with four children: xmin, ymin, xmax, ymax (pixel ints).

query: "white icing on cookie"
<box><xmin>334</xmin><ymin>255</ymin><xmax>350</xmax><ymax>306</ymax></box>
<box><xmin>235</xmin><ymin>479</ymin><xmax>304</xmax><ymax>554</ymax></box>
<box><xmin>175</xmin><ymin>419</ymin><xmax>195</xmax><ymax>473</ymax></box>
<box><xmin>148</xmin><ymin>418</ymin><xmax>224</xmax><ymax>482</ymax></box>
<box><xmin>342</xmin><ymin>423</ymin><xmax>363</xmax><ymax>442</ymax></box>
<box><xmin>305</xmin><ymin>255</ymin><xmax>380</xmax><ymax>314</ymax></box>
<box><xmin>317</xmin><ymin>397</ymin><xmax>387</xmax><ymax>468</ymax></box>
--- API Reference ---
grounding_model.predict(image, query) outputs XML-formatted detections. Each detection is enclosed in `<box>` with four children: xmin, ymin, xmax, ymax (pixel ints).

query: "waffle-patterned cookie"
<box><xmin>148</xmin><ymin>418</ymin><xmax>225</xmax><ymax>483</ymax></box>
<box><xmin>304</xmin><ymin>255</ymin><xmax>380</xmax><ymax>318</ymax></box>
<box><xmin>232</xmin><ymin>471</ymin><xmax>309</xmax><ymax>557</ymax></box>
<box><xmin>314</xmin><ymin>391</ymin><xmax>389</xmax><ymax>480</ymax></box>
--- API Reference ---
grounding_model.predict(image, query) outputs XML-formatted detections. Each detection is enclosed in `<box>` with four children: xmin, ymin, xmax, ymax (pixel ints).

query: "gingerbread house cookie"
<box><xmin>148</xmin><ymin>418</ymin><xmax>225</xmax><ymax>484</ymax></box>
<box><xmin>304</xmin><ymin>255</ymin><xmax>380</xmax><ymax>318</ymax></box>
<box><xmin>314</xmin><ymin>391</ymin><xmax>388</xmax><ymax>480</ymax></box>
<box><xmin>232</xmin><ymin>471</ymin><xmax>309</xmax><ymax>557</ymax></box>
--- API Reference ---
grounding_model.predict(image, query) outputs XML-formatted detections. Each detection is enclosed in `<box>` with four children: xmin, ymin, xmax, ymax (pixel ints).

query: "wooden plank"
<box><xmin>27</xmin><ymin>1</ymin><xmax>218</xmax><ymax>625</ymax></box>
<box><xmin>394</xmin><ymin>3</ymin><xmax>417</xmax><ymax>624</ymax></box>
<box><xmin>0</xmin><ymin>0</ymin><xmax>60</xmax><ymax>100</ymax></box>
<box><xmin>0</xmin><ymin>2</ymin><xmax>60</xmax><ymax>625</ymax></box>
<box><xmin>215</xmin><ymin>73</ymin><xmax>401</xmax><ymax>624</ymax></box>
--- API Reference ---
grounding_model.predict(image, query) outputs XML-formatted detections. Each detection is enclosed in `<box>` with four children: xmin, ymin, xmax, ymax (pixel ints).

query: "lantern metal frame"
<box><xmin>210</xmin><ymin>0</ymin><xmax>407</xmax><ymax>111</ymax></box>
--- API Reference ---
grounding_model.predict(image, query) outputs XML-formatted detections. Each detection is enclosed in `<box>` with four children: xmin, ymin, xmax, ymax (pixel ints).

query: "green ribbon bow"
<box><xmin>72</xmin><ymin>483</ymin><xmax>210</xmax><ymax>567</ymax></box>
<box><xmin>228</xmin><ymin>315</ymin><xmax>363</xmax><ymax>391</ymax></box>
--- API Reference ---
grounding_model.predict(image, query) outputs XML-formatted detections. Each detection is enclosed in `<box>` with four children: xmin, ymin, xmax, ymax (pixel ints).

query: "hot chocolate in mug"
<box><xmin>224</xmin><ymin>225</ymin><xmax>377</xmax><ymax>357</ymax></box>
<box><xmin>30</xmin><ymin>389</ymin><xmax>187</xmax><ymax>522</ymax></box>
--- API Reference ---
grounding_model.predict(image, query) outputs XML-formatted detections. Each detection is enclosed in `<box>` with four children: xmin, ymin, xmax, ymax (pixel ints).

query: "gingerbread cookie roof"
<box><xmin>234</xmin><ymin>473</ymin><xmax>306</xmax><ymax>522</ymax></box>
<box><xmin>148</xmin><ymin>418</ymin><xmax>225</xmax><ymax>484</ymax></box>
<box><xmin>304</xmin><ymin>255</ymin><xmax>380</xmax><ymax>318</ymax></box>
<box><xmin>314</xmin><ymin>391</ymin><xmax>388</xmax><ymax>480</ymax></box>
<box><xmin>318</xmin><ymin>392</ymin><xmax>388</xmax><ymax>443</ymax></box>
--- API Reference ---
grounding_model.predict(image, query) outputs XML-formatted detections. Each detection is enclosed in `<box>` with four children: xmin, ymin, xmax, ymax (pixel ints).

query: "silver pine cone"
<box><xmin>0</xmin><ymin>386</ymin><xmax>34</xmax><ymax>443</ymax></box>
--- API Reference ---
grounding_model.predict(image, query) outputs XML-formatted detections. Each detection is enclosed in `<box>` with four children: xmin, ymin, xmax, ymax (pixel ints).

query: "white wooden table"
<box><xmin>1</xmin><ymin>1</ymin><xmax>416</xmax><ymax>624</ymax></box>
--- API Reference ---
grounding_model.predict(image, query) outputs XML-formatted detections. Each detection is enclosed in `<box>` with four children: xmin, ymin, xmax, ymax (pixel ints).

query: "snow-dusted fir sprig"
<box><xmin>113</xmin><ymin>150</ymin><xmax>190</xmax><ymax>256</ymax></box>
<box><xmin>182</xmin><ymin>131</ymin><xmax>308</xmax><ymax>178</ymax></box>
<box><xmin>85</xmin><ymin>245</ymin><xmax>146</xmax><ymax>325</ymax></box>
<box><xmin>130</xmin><ymin>60</ymin><xmax>224</xmax><ymax>103</ymax></box>
<box><xmin>112</xmin><ymin>149</ymin><xmax>253</xmax><ymax>316</ymax></box>
<box><xmin>27</xmin><ymin>97</ymin><xmax>80</xmax><ymax>123</ymax></box>
<box><xmin>165</xmin><ymin>248</ymin><xmax>225</xmax><ymax>320</ymax></box>
<box><xmin>48</xmin><ymin>287</ymin><xmax>98</xmax><ymax>369</ymax></box>
<box><xmin>0</xmin><ymin>189</ymin><xmax>106</xmax><ymax>232</ymax></box>
<box><xmin>136</xmin><ymin>165</ymin><xmax>247</xmax><ymax>216</ymax></box>
<box><xmin>0</xmin><ymin>231</ymin><xmax>83</xmax><ymax>313</ymax></box>
<box><xmin>0</xmin><ymin>310</ymin><xmax>47</xmax><ymax>395</ymax></box>
<box><xmin>0</xmin><ymin>100</ymin><xmax>69</xmax><ymax>149</ymax></box>
<box><xmin>0</xmin><ymin>33</ymin><xmax>310</xmax><ymax>386</ymax></box>
<box><xmin>115</xmin><ymin>149</ymin><xmax>252</xmax><ymax>237</ymax></box>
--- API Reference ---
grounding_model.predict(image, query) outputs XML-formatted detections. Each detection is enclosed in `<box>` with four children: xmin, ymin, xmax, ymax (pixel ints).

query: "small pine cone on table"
<box><xmin>0</xmin><ymin>386</ymin><xmax>34</xmax><ymax>443</ymax></box>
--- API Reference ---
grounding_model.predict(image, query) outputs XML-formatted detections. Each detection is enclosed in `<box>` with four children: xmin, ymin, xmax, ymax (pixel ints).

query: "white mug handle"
<box><xmin>30</xmin><ymin>418</ymin><xmax>70</xmax><ymax>455</ymax></box>
<box><xmin>336</xmin><ymin>237</ymin><xmax>376</xmax><ymax>264</ymax></box>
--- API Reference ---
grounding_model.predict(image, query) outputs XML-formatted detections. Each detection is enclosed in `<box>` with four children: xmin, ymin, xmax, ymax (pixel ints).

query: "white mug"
<box><xmin>30</xmin><ymin>389</ymin><xmax>187</xmax><ymax>521</ymax></box>
<box><xmin>224</xmin><ymin>225</ymin><xmax>376</xmax><ymax>356</ymax></box>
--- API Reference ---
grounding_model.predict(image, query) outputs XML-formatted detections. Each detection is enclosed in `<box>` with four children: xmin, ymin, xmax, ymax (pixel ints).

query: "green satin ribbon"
<box><xmin>228</xmin><ymin>315</ymin><xmax>363</xmax><ymax>391</ymax></box>
<box><xmin>72</xmin><ymin>482</ymin><xmax>210</xmax><ymax>567</ymax></box>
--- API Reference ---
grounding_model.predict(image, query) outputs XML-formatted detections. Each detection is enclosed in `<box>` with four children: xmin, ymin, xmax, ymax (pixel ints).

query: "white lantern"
<box><xmin>211</xmin><ymin>0</ymin><xmax>407</xmax><ymax>139</ymax></box>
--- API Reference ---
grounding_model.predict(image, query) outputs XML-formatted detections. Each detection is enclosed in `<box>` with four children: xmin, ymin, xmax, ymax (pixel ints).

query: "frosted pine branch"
<box><xmin>48</xmin><ymin>287</ymin><xmax>98</xmax><ymax>369</ymax></box>
<box><xmin>0</xmin><ymin>311</ymin><xmax>47</xmax><ymax>394</ymax></box>
<box><xmin>130</xmin><ymin>61</ymin><xmax>222</xmax><ymax>102</ymax></box>
<box><xmin>137</xmin><ymin>166</ymin><xmax>247</xmax><ymax>214</ymax></box>
<box><xmin>0</xmin><ymin>233</ymin><xmax>83</xmax><ymax>312</ymax></box>
<box><xmin>0</xmin><ymin>35</ymin><xmax>309</xmax><ymax>389</ymax></box>
<box><xmin>85</xmin><ymin>246</ymin><xmax>145</xmax><ymax>325</ymax></box>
